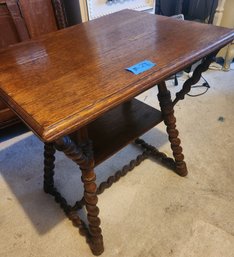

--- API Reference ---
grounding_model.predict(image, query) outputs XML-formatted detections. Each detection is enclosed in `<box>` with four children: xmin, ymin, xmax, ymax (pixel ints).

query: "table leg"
<box><xmin>43</xmin><ymin>143</ymin><xmax>55</xmax><ymax>193</ymax></box>
<box><xmin>173</xmin><ymin>51</ymin><xmax>218</xmax><ymax>105</ymax></box>
<box><xmin>157</xmin><ymin>81</ymin><xmax>188</xmax><ymax>176</ymax></box>
<box><xmin>55</xmin><ymin>136</ymin><xmax>104</xmax><ymax>256</ymax></box>
<box><xmin>79</xmin><ymin>141</ymin><xmax>104</xmax><ymax>256</ymax></box>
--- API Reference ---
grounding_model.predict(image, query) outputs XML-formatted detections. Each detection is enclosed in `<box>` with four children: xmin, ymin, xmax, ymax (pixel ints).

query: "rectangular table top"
<box><xmin>0</xmin><ymin>10</ymin><xmax>233</xmax><ymax>142</ymax></box>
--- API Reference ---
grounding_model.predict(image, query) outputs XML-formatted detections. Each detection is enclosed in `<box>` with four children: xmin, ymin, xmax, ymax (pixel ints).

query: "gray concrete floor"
<box><xmin>0</xmin><ymin>69</ymin><xmax>234</xmax><ymax>257</ymax></box>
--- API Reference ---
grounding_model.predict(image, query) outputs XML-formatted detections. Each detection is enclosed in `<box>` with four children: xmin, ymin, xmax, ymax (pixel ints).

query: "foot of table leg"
<box><xmin>158</xmin><ymin>81</ymin><xmax>188</xmax><ymax>176</ymax></box>
<box><xmin>55</xmin><ymin>136</ymin><xmax>104</xmax><ymax>256</ymax></box>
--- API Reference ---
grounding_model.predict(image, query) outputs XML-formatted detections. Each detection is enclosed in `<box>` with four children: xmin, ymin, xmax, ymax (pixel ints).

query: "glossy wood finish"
<box><xmin>2</xmin><ymin>10</ymin><xmax>234</xmax><ymax>256</ymax></box>
<box><xmin>0</xmin><ymin>0</ymin><xmax>67</xmax><ymax>129</ymax></box>
<box><xmin>0</xmin><ymin>10</ymin><xmax>233</xmax><ymax>142</ymax></box>
<box><xmin>0</xmin><ymin>0</ymin><xmax>29</xmax><ymax>128</ymax></box>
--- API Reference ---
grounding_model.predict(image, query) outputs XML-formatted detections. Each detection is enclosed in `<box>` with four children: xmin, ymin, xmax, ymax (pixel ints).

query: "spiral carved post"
<box><xmin>54</xmin><ymin>135</ymin><xmax>104</xmax><ymax>256</ymax></box>
<box><xmin>44</xmin><ymin>143</ymin><xmax>56</xmax><ymax>193</ymax></box>
<box><xmin>97</xmin><ymin>150</ymin><xmax>150</xmax><ymax>194</ymax></box>
<box><xmin>173</xmin><ymin>51</ymin><xmax>218</xmax><ymax>106</ymax></box>
<box><xmin>158</xmin><ymin>81</ymin><xmax>188</xmax><ymax>176</ymax></box>
<box><xmin>51</xmin><ymin>0</ymin><xmax>68</xmax><ymax>29</ymax></box>
<box><xmin>43</xmin><ymin>141</ymin><xmax>89</xmax><ymax>241</ymax></box>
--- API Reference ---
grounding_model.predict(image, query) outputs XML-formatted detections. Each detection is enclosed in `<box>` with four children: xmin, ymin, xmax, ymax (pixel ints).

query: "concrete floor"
<box><xmin>0</xmin><ymin>69</ymin><xmax>234</xmax><ymax>257</ymax></box>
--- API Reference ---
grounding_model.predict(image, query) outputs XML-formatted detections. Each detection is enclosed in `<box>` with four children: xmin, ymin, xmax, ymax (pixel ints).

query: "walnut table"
<box><xmin>0</xmin><ymin>10</ymin><xmax>233</xmax><ymax>255</ymax></box>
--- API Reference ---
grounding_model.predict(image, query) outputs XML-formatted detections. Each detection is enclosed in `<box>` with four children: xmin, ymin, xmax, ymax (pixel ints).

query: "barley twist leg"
<box><xmin>44</xmin><ymin>143</ymin><xmax>56</xmax><ymax>193</ymax></box>
<box><xmin>55</xmin><ymin>136</ymin><xmax>104</xmax><ymax>256</ymax></box>
<box><xmin>158</xmin><ymin>81</ymin><xmax>188</xmax><ymax>176</ymax></box>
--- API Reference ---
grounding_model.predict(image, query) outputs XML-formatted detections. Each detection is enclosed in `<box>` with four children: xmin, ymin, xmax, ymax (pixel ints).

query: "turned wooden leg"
<box><xmin>81</xmin><ymin>157</ymin><xmax>103</xmax><ymax>255</ymax></box>
<box><xmin>78</xmin><ymin>133</ymin><xmax>104</xmax><ymax>256</ymax></box>
<box><xmin>173</xmin><ymin>51</ymin><xmax>218</xmax><ymax>105</ymax></box>
<box><xmin>158</xmin><ymin>81</ymin><xmax>188</xmax><ymax>176</ymax></box>
<box><xmin>55</xmin><ymin>135</ymin><xmax>104</xmax><ymax>256</ymax></box>
<box><xmin>44</xmin><ymin>143</ymin><xmax>56</xmax><ymax>193</ymax></box>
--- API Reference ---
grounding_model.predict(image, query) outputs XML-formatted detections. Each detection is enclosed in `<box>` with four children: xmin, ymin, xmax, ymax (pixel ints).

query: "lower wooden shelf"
<box><xmin>87</xmin><ymin>98</ymin><xmax>163</xmax><ymax>166</ymax></box>
<box><xmin>0</xmin><ymin>107</ymin><xmax>20</xmax><ymax>129</ymax></box>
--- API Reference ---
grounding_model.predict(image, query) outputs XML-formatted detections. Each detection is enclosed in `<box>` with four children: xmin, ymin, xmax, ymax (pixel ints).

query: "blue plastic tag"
<box><xmin>126</xmin><ymin>60</ymin><xmax>156</xmax><ymax>75</ymax></box>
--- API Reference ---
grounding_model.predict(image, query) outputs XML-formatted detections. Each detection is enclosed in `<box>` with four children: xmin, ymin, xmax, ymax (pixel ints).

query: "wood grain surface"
<box><xmin>0</xmin><ymin>0</ymin><xmax>67</xmax><ymax>129</ymax></box>
<box><xmin>0</xmin><ymin>9</ymin><xmax>233</xmax><ymax>142</ymax></box>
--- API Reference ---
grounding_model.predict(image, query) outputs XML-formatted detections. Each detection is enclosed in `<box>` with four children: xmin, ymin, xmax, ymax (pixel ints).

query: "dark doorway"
<box><xmin>155</xmin><ymin>0</ymin><xmax>218</xmax><ymax>23</ymax></box>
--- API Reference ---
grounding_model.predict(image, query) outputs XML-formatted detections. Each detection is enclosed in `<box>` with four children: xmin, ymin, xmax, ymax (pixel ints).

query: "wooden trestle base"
<box><xmin>43</xmin><ymin>137</ymin><xmax>187</xmax><ymax>256</ymax></box>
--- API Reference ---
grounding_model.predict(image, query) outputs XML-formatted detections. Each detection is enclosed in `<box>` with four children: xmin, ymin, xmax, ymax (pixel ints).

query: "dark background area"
<box><xmin>62</xmin><ymin>0</ymin><xmax>219</xmax><ymax>26</ymax></box>
<box><xmin>63</xmin><ymin>0</ymin><xmax>82</xmax><ymax>26</ymax></box>
<box><xmin>155</xmin><ymin>0</ymin><xmax>218</xmax><ymax>23</ymax></box>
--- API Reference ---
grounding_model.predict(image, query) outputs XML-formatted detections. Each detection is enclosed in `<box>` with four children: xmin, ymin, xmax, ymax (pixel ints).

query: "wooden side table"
<box><xmin>0</xmin><ymin>10</ymin><xmax>233</xmax><ymax>255</ymax></box>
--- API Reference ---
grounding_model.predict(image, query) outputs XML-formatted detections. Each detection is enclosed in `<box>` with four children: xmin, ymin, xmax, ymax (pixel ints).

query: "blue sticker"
<box><xmin>126</xmin><ymin>60</ymin><xmax>156</xmax><ymax>75</ymax></box>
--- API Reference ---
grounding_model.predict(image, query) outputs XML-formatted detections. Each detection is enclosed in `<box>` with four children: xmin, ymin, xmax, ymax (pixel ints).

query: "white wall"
<box><xmin>220</xmin><ymin>0</ymin><xmax>234</xmax><ymax>28</ymax></box>
<box><xmin>217</xmin><ymin>0</ymin><xmax>234</xmax><ymax>57</ymax></box>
